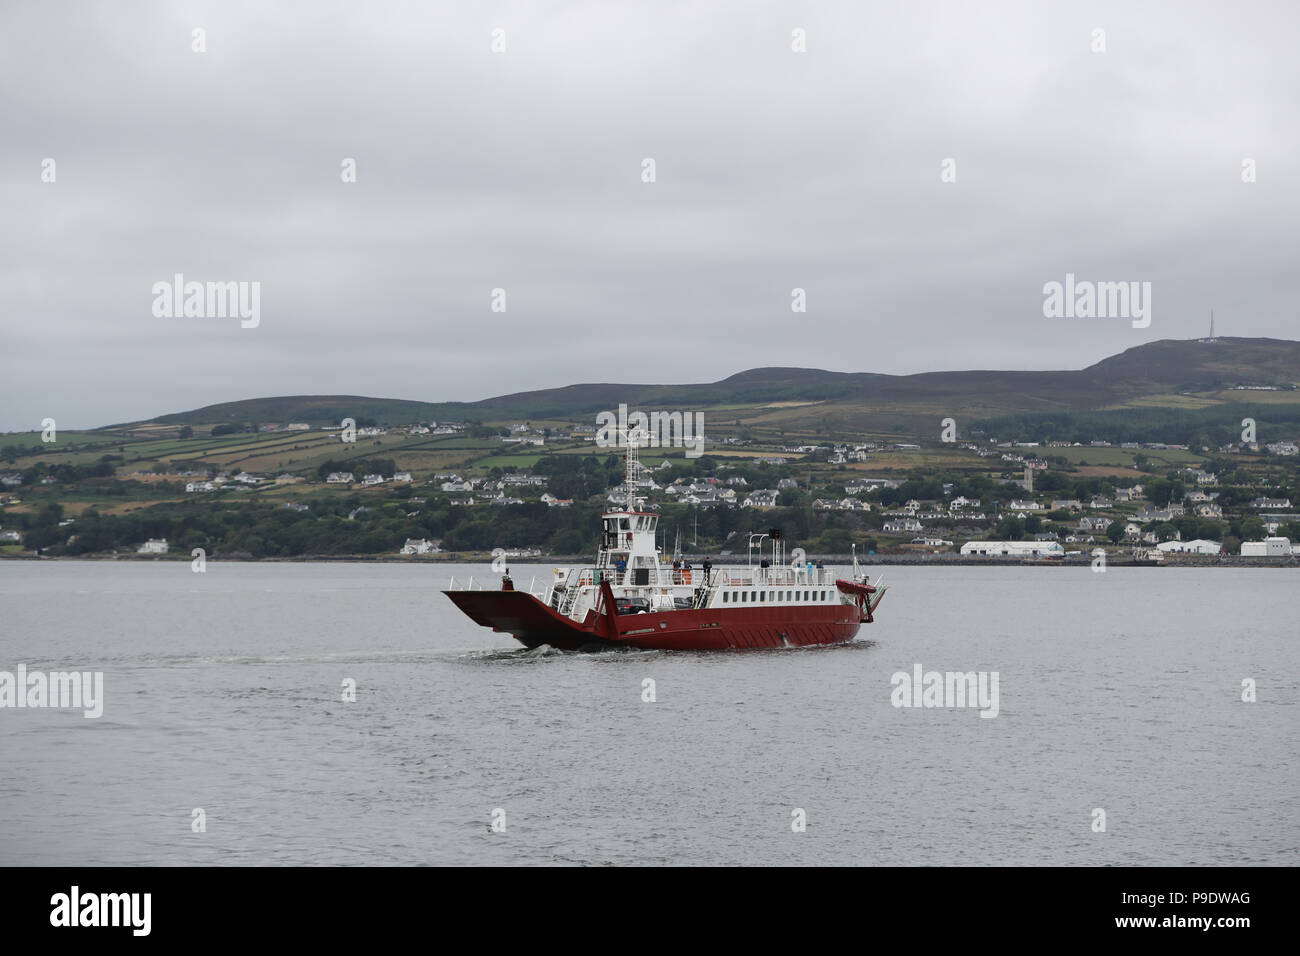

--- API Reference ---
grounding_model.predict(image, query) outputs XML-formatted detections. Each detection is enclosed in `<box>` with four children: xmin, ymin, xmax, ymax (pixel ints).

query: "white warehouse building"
<box><xmin>960</xmin><ymin>540</ymin><xmax>1064</xmax><ymax>557</ymax></box>
<box><xmin>1156</xmin><ymin>539</ymin><xmax>1222</xmax><ymax>555</ymax></box>
<box><xmin>1240</xmin><ymin>537</ymin><xmax>1295</xmax><ymax>557</ymax></box>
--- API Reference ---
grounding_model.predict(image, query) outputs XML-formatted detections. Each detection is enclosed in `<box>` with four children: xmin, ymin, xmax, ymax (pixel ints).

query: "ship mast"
<box><xmin>622</xmin><ymin>426</ymin><xmax>644</xmax><ymax>511</ymax></box>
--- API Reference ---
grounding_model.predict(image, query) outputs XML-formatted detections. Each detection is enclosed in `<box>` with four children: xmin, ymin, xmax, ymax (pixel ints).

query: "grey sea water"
<box><xmin>0</xmin><ymin>561</ymin><xmax>1295</xmax><ymax>866</ymax></box>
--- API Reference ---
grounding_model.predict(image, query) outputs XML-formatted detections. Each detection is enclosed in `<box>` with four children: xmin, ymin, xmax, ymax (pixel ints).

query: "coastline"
<box><xmin>4</xmin><ymin>553</ymin><xmax>1297</xmax><ymax>568</ymax></box>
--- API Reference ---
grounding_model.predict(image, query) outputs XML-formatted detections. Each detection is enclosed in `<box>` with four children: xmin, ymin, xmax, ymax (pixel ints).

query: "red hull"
<box><xmin>444</xmin><ymin>587</ymin><xmax>874</xmax><ymax>651</ymax></box>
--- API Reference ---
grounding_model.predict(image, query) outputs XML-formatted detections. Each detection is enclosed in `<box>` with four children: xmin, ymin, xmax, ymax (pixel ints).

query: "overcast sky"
<box><xmin>2</xmin><ymin>1</ymin><xmax>1297</xmax><ymax>430</ymax></box>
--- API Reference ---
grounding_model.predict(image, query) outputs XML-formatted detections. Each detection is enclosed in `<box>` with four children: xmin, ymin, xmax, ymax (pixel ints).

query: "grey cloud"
<box><xmin>2</xmin><ymin>0</ymin><xmax>1297</xmax><ymax>429</ymax></box>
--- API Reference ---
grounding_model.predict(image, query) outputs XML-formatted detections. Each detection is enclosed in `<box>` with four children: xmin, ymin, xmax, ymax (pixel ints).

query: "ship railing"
<box><xmin>558</xmin><ymin>584</ymin><xmax>582</xmax><ymax>616</ymax></box>
<box><xmin>567</xmin><ymin>567</ymin><xmax>676</xmax><ymax>589</ymax></box>
<box><xmin>720</xmin><ymin>567</ymin><xmax>836</xmax><ymax>587</ymax></box>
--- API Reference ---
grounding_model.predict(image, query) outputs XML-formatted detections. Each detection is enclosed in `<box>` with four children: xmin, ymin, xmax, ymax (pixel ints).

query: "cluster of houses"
<box><xmin>433</xmin><ymin>473</ymin><xmax>567</xmax><ymax>507</ymax></box>
<box><xmin>975</xmin><ymin>439</ymin><xmax>1196</xmax><ymax>451</ymax></box>
<box><xmin>972</xmin><ymin>436</ymin><xmax>1300</xmax><ymax>459</ymax></box>
<box><xmin>186</xmin><ymin>472</ymin><xmax>314</xmax><ymax>492</ymax></box>
<box><xmin>323</xmin><ymin>472</ymin><xmax>414</xmax><ymax>486</ymax></box>
<box><xmin>318</xmin><ymin>422</ymin><xmax>466</xmax><ymax>438</ymax></box>
<box><xmin>400</xmin><ymin>540</ymin><xmax>540</xmax><ymax>558</ymax></box>
<box><xmin>955</xmin><ymin>535</ymin><xmax>1298</xmax><ymax>558</ymax></box>
<box><xmin>1218</xmin><ymin>440</ymin><xmax>1299</xmax><ymax>455</ymax></box>
<box><xmin>774</xmin><ymin>443</ymin><xmax>876</xmax><ymax>464</ymax></box>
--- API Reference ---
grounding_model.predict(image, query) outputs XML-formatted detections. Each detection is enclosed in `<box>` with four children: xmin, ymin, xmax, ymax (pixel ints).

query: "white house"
<box><xmin>400</xmin><ymin>538</ymin><xmax>441</xmax><ymax>555</ymax></box>
<box><xmin>1134</xmin><ymin>507</ymin><xmax>1181</xmax><ymax>522</ymax></box>
<box><xmin>1251</xmin><ymin>497</ymin><xmax>1292</xmax><ymax>510</ymax></box>
<box><xmin>137</xmin><ymin>538</ymin><xmax>169</xmax><ymax>554</ymax></box>
<box><xmin>392</xmin><ymin>472</ymin><xmax>413</xmax><ymax>483</ymax></box>
<box><xmin>326</xmin><ymin>472</ymin><xmax>354</xmax><ymax>484</ymax></box>
<box><xmin>185</xmin><ymin>481</ymin><xmax>216</xmax><ymax>493</ymax></box>
<box><xmin>883</xmin><ymin>518</ymin><xmax>923</xmax><ymax>533</ymax></box>
<box><xmin>362</xmin><ymin>474</ymin><xmax>385</xmax><ymax>486</ymax></box>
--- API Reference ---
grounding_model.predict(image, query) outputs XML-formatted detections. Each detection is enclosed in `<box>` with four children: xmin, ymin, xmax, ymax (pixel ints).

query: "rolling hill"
<box><xmin>138</xmin><ymin>337</ymin><xmax>1300</xmax><ymax>438</ymax></box>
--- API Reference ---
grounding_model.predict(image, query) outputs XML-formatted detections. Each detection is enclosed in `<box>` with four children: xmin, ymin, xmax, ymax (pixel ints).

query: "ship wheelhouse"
<box><xmin>596</xmin><ymin>510</ymin><xmax>661</xmax><ymax>586</ymax></box>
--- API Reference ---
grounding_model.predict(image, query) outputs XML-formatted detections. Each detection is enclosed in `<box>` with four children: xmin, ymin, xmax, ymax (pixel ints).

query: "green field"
<box><xmin>1051</xmin><ymin>447</ymin><xmax>1206</xmax><ymax>468</ymax></box>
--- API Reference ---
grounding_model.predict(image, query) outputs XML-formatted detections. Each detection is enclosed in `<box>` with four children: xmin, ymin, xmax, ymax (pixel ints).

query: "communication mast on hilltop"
<box><xmin>1201</xmin><ymin>309</ymin><xmax>1219</xmax><ymax>343</ymax></box>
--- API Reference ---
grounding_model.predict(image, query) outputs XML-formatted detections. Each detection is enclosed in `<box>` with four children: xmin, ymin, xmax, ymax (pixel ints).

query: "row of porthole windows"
<box><xmin>721</xmin><ymin>589</ymin><xmax>828</xmax><ymax>604</ymax></box>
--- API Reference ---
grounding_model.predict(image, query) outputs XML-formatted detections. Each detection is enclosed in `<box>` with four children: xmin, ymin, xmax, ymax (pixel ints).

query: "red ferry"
<box><xmin>444</xmin><ymin>435</ymin><xmax>886</xmax><ymax>651</ymax></box>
